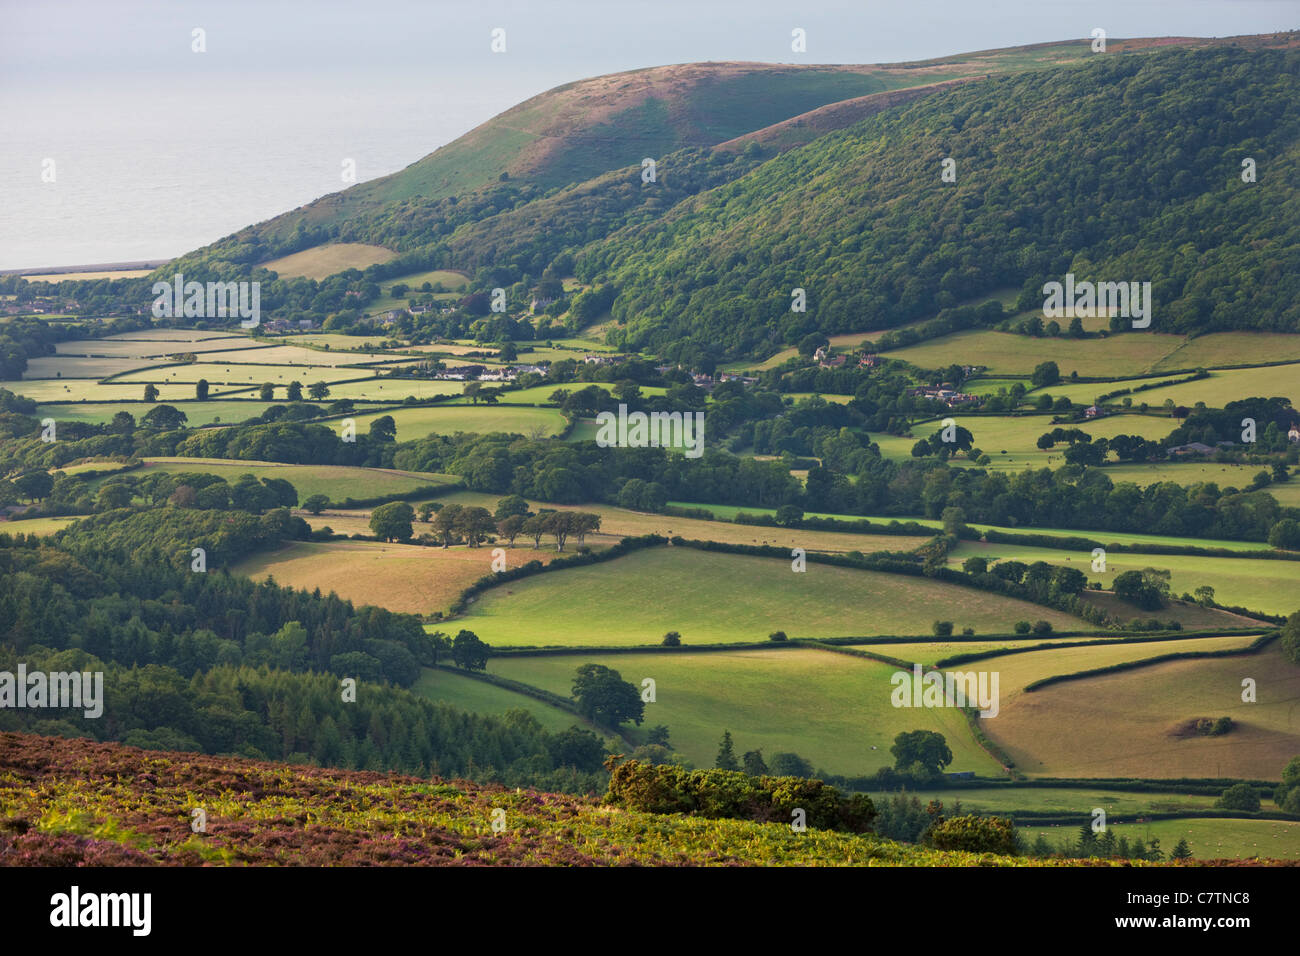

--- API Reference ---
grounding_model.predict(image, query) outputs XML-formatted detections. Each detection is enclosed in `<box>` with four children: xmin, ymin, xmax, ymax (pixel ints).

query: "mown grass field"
<box><xmin>482</xmin><ymin>383</ymin><xmax>671</xmax><ymax>406</ymax></box>
<box><xmin>135</xmin><ymin>458</ymin><xmax>452</xmax><ymax>502</ymax></box>
<box><xmin>21</xmin><ymin>355</ymin><xmax>172</xmax><ymax>379</ymax></box>
<box><xmin>875</xmin><ymin>413</ymin><xmax>1177</xmax><ymax>471</ymax></box>
<box><xmin>0</xmin><ymin>515</ymin><xmax>80</xmax><ymax>536</ymax></box>
<box><xmin>487</xmin><ymin>647</ymin><xmax>1004</xmax><ymax>776</ymax></box>
<box><xmin>985</xmin><ymin>645</ymin><xmax>1299</xmax><ymax>779</ymax></box>
<box><xmin>856</xmin><ymin>637</ymin><xmax>1128</xmax><ymax>665</ymax></box>
<box><xmin>875</xmin><ymin>786</ymin><xmax>1220</xmax><ymax>815</ymax></box>
<box><xmin>1020</xmin><ymin>818</ymin><xmax>1300</xmax><ymax>861</ymax></box>
<box><xmin>412</xmin><ymin>666</ymin><xmax>609</xmax><ymax>736</ymax></box>
<box><xmin>235</xmin><ymin>540</ymin><xmax>569</xmax><ymax>615</ymax></box>
<box><xmin>457</xmin><ymin>547</ymin><xmax>1087</xmax><ymax>646</ymax></box>
<box><xmin>1099</xmin><ymin>462</ymin><xmax>1300</xmax><ymax>507</ymax></box>
<box><xmin>53</xmin><ymin>336</ymin><xmax>263</xmax><ymax>359</ymax></box>
<box><xmin>110</xmin><ymin>362</ymin><xmax>364</xmax><ymax>386</ymax></box>
<box><xmin>948</xmin><ymin>540</ymin><xmax>1297</xmax><ymax>616</ymax></box>
<box><xmin>350</xmin><ymin>404</ymin><xmax>567</xmax><ymax>441</ymax></box>
<box><xmin>2</xmin><ymin>380</ymin><xmax>226</xmax><ymax>402</ymax></box>
<box><xmin>321</xmin><ymin>378</ymin><xmax>466</xmax><ymax>401</ymax></box>
<box><xmin>105</xmin><ymin>329</ymin><xmax>246</xmax><ymax>343</ymax></box>
<box><xmin>260</xmin><ymin>242</ymin><xmax>397</xmax><ymax>279</ymax></box>
<box><xmin>38</xmin><ymin>400</ymin><xmax>277</xmax><ymax>426</ymax></box>
<box><xmin>434</xmin><ymin>489</ymin><xmax>934</xmax><ymax>553</ymax></box>
<box><xmin>195</xmin><ymin>344</ymin><xmax>399</xmax><ymax>367</ymax></box>
<box><xmin>883</xmin><ymin>330</ymin><xmax>1300</xmax><ymax>378</ymax></box>
<box><xmin>671</xmin><ymin>501</ymin><xmax>1275</xmax><ymax>553</ymax></box>
<box><xmin>23</xmin><ymin>268</ymin><xmax>153</xmax><ymax>281</ymax></box>
<box><xmin>1035</xmin><ymin>364</ymin><xmax>1300</xmax><ymax>409</ymax></box>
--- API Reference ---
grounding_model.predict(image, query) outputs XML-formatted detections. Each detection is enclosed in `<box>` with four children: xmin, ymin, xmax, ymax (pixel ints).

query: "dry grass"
<box><xmin>985</xmin><ymin>645</ymin><xmax>1300</xmax><ymax>779</ymax></box>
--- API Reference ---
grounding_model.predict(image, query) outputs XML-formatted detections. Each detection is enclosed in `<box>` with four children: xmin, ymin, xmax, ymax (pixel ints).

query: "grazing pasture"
<box><xmin>457</xmin><ymin>547</ymin><xmax>1087</xmax><ymax>647</ymax></box>
<box><xmin>350</xmin><ymin>405</ymin><xmax>567</xmax><ymax>441</ymax></box>
<box><xmin>488</xmin><ymin>647</ymin><xmax>1005</xmax><ymax>776</ymax></box>
<box><xmin>135</xmin><ymin>458</ymin><xmax>453</xmax><ymax>502</ymax></box>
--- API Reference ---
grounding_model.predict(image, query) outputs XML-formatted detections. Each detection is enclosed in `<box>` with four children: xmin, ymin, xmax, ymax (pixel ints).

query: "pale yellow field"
<box><xmin>234</xmin><ymin>539</ymin><xmax>569</xmax><ymax>614</ymax></box>
<box><xmin>111</xmin><ymin>363</ymin><xmax>363</xmax><ymax>386</ymax></box>
<box><xmin>194</xmin><ymin>345</ymin><xmax>402</xmax><ymax>367</ymax></box>
<box><xmin>23</xmin><ymin>269</ymin><xmax>153</xmax><ymax>281</ymax></box>
<box><xmin>986</xmin><ymin>645</ymin><xmax>1300</xmax><ymax>779</ymax></box>
<box><xmin>260</xmin><ymin>243</ymin><xmax>397</xmax><ymax>280</ymax></box>
<box><xmin>53</xmin><ymin>338</ymin><xmax>266</xmax><ymax>359</ymax></box>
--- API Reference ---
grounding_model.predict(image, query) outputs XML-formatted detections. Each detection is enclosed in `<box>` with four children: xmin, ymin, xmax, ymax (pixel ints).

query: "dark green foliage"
<box><xmin>605</xmin><ymin>759</ymin><xmax>876</xmax><ymax>834</ymax></box>
<box><xmin>925</xmin><ymin>814</ymin><xmax>1019</xmax><ymax>856</ymax></box>
<box><xmin>571</xmin><ymin>663</ymin><xmax>644</xmax><ymax>727</ymax></box>
<box><xmin>891</xmin><ymin>730</ymin><xmax>953</xmax><ymax>773</ymax></box>
<box><xmin>1215</xmin><ymin>783</ymin><xmax>1261</xmax><ymax>812</ymax></box>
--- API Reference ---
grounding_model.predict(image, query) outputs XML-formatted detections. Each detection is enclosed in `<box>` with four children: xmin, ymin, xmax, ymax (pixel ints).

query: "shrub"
<box><xmin>661</xmin><ymin>631</ymin><xmax>681</xmax><ymax>647</ymax></box>
<box><xmin>1215</xmin><ymin>783</ymin><xmax>1261</xmax><ymax>812</ymax></box>
<box><xmin>932</xmin><ymin>620</ymin><xmax>954</xmax><ymax>637</ymax></box>
<box><xmin>925</xmin><ymin>814</ymin><xmax>1019</xmax><ymax>855</ymax></box>
<box><xmin>769</xmin><ymin>630</ymin><xmax>788</xmax><ymax>642</ymax></box>
<box><xmin>605</xmin><ymin>759</ymin><xmax>876</xmax><ymax>833</ymax></box>
<box><xmin>1014</xmin><ymin>621</ymin><xmax>1032</xmax><ymax>634</ymax></box>
<box><xmin>1031</xmin><ymin>620</ymin><xmax>1053</xmax><ymax>635</ymax></box>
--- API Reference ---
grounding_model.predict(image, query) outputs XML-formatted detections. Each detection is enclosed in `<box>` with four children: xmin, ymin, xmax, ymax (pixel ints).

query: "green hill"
<box><xmin>593</xmin><ymin>44</ymin><xmax>1300</xmax><ymax>360</ymax></box>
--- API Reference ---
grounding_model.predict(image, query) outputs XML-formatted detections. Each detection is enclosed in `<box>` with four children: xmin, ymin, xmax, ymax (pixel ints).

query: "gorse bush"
<box><xmin>605</xmin><ymin>759</ymin><xmax>876</xmax><ymax>834</ymax></box>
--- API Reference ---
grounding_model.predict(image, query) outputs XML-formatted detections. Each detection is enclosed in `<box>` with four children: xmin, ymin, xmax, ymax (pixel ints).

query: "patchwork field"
<box><xmin>1</xmin><ymin>380</ymin><xmax>223</xmax><ymax>402</ymax></box>
<box><xmin>234</xmin><ymin>539</ymin><xmax>567</xmax><ymax>614</ymax></box>
<box><xmin>260</xmin><ymin>242</ymin><xmax>397</xmax><ymax>279</ymax></box>
<box><xmin>135</xmin><ymin>458</ymin><xmax>453</xmax><ymax>502</ymax></box>
<box><xmin>412</xmin><ymin>667</ymin><xmax>609</xmax><ymax>737</ymax></box>
<box><xmin>322</xmin><ymin>379</ymin><xmax>466</xmax><ymax>400</ymax></box>
<box><xmin>53</xmin><ymin>337</ymin><xmax>263</xmax><ymax>359</ymax></box>
<box><xmin>1099</xmin><ymin>462</ymin><xmax>1300</xmax><ymax>506</ymax></box>
<box><xmin>984</xmin><ymin>644</ymin><xmax>1299</xmax><ymax>779</ymax></box>
<box><xmin>672</xmin><ymin>501</ymin><xmax>1275</xmax><ymax>553</ymax></box>
<box><xmin>874</xmin><ymin>413</ymin><xmax>1178</xmax><ymax>471</ymax></box>
<box><xmin>350</xmin><ymin>405</ymin><xmax>567</xmax><ymax>441</ymax></box>
<box><xmin>456</xmin><ymin>546</ymin><xmax>1087</xmax><ymax>646</ymax></box>
<box><xmin>855</xmin><ymin>637</ymin><xmax>1129</xmax><ymax>665</ymax></box>
<box><xmin>883</xmin><ymin>330</ymin><xmax>1300</xmax><ymax>378</ymax></box>
<box><xmin>194</xmin><ymin>345</ymin><xmax>401</xmax><ymax>366</ymax></box>
<box><xmin>110</xmin><ymin>362</ymin><xmax>364</xmax><ymax>386</ymax></box>
<box><xmin>37</xmin><ymin>400</ymin><xmax>277</xmax><ymax>426</ymax></box>
<box><xmin>487</xmin><ymin>647</ymin><xmax>1004</xmax><ymax>776</ymax></box>
<box><xmin>948</xmin><ymin>540</ymin><xmax>1298</xmax><ymax>616</ymax></box>
<box><xmin>21</xmin><ymin>355</ymin><xmax>172</xmax><ymax>379</ymax></box>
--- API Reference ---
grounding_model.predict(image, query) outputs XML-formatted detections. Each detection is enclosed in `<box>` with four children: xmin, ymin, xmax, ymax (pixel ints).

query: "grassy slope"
<box><xmin>235</xmin><ymin>540</ymin><xmax>570</xmax><ymax>616</ymax></box>
<box><xmin>984</xmin><ymin>645</ymin><xmax>1300</xmax><ymax>779</ymax></box>
<box><xmin>947</xmin><ymin>540</ymin><xmax>1298</xmax><ymax>616</ymax></box>
<box><xmin>135</xmin><ymin>458</ymin><xmax>453</xmax><ymax>502</ymax></box>
<box><xmin>488</xmin><ymin>648</ymin><xmax>1002</xmax><ymax>776</ymax></box>
<box><xmin>457</xmin><ymin>547</ymin><xmax>1087</xmax><ymax>647</ymax></box>
<box><xmin>349</xmin><ymin>404</ymin><xmax>567</xmax><ymax>441</ymax></box>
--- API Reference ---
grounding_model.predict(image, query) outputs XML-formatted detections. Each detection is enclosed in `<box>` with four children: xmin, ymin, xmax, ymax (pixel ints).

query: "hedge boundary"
<box><xmin>1023</xmin><ymin>633</ymin><xmax>1278</xmax><ymax>692</ymax></box>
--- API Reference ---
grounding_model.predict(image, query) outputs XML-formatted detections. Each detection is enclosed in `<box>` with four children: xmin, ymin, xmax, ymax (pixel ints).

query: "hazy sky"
<box><xmin>2</xmin><ymin>0</ymin><xmax>1296</xmax><ymax>269</ymax></box>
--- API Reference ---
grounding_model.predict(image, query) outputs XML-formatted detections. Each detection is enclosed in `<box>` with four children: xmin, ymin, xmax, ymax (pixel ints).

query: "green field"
<box><xmin>412</xmin><ymin>666</ymin><xmax>608</xmax><ymax>736</ymax></box>
<box><xmin>487</xmin><ymin>647</ymin><xmax>1004</xmax><ymax>776</ymax></box>
<box><xmin>1099</xmin><ymin>462</ymin><xmax>1300</xmax><ymax>507</ymax></box>
<box><xmin>37</xmin><ymin>400</ymin><xmax>278</xmax><ymax>426</ymax></box>
<box><xmin>0</xmin><ymin>516</ymin><xmax>80</xmax><ymax>536</ymax></box>
<box><xmin>1039</xmin><ymin>364</ymin><xmax>1300</xmax><ymax>409</ymax></box>
<box><xmin>321</xmin><ymin>379</ymin><xmax>466</xmax><ymax>401</ymax></box>
<box><xmin>136</xmin><ymin>458</ymin><xmax>453</xmax><ymax>502</ymax></box>
<box><xmin>365</xmin><ymin>269</ymin><xmax>469</xmax><ymax>313</ymax></box>
<box><xmin>456</xmin><ymin>546</ymin><xmax>1087</xmax><ymax>646</ymax></box>
<box><xmin>486</xmin><ymin>383</ymin><xmax>671</xmax><ymax>406</ymax></box>
<box><xmin>110</xmin><ymin>363</ymin><xmax>364</xmax><ymax>386</ymax></box>
<box><xmin>877</xmin><ymin>413</ymin><xmax>1177</xmax><ymax>471</ymax></box>
<box><xmin>351</xmin><ymin>404</ymin><xmax>567</xmax><ymax>441</ymax></box>
<box><xmin>873</xmin><ymin>786</ymin><xmax>1219</xmax><ymax>815</ymax></box>
<box><xmin>948</xmin><ymin>540</ymin><xmax>1297</xmax><ymax>616</ymax></box>
<box><xmin>883</xmin><ymin>330</ymin><xmax>1300</xmax><ymax>378</ymax></box>
<box><xmin>669</xmin><ymin>501</ymin><xmax>1274</xmax><ymax>553</ymax></box>
<box><xmin>1021</xmin><ymin>818</ymin><xmax>1300</xmax><ymax>861</ymax></box>
<box><xmin>2</xmin><ymin>380</ymin><xmax>235</xmax><ymax>403</ymax></box>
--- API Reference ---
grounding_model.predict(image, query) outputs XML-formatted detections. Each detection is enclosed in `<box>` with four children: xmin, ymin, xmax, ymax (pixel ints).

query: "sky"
<box><xmin>1</xmin><ymin>0</ymin><xmax>1296</xmax><ymax>270</ymax></box>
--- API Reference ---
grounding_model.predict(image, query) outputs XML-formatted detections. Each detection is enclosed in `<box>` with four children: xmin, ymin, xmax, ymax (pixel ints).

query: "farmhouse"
<box><xmin>1289</xmin><ymin>425</ymin><xmax>1300</xmax><ymax>443</ymax></box>
<box><xmin>1168</xmin><ymin>442</ymin><xmax>1216</xmax><ymax>457</ymax></box>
